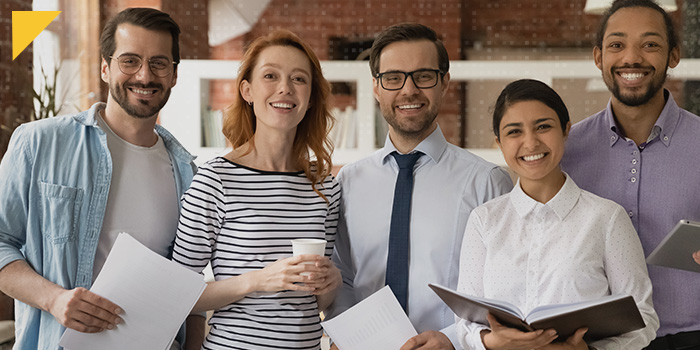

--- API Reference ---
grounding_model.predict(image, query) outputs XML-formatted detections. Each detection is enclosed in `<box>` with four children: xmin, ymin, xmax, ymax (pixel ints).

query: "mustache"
<box><xmin>125</xmin><ymin>82</ymin><xmax>163</xmax><ymax>90</ymax></box>
<box><xmin>611</xmin><ymin>63</ymin><xmax>655</xmax><ymax>71</ymax></box>
<box><xmin>395</xmin><ymin>99</ymin><xmax>426</xmax><ymax>104</ymax></box>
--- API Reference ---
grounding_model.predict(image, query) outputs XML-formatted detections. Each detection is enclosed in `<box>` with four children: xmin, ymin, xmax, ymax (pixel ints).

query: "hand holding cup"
<box><xmin>291</xmin><ymin>239</ymin><xmax>326</xmax><ymax>277</ymax></box>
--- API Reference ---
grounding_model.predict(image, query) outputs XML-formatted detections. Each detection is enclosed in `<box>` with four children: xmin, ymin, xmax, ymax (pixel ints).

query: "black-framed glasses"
<box><xmin>376</xmin><ymin>69</ymin><xmax>443</xmax><ymax>91</ymax></box>
<box><xmin>110</xmin><ymin>54</ymin><xmax>177</xmax><ymax>77</ymax></box>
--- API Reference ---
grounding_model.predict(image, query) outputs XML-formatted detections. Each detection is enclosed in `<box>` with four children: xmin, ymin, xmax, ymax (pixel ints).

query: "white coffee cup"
<box><xmin>291</xmin><ymin>238</ymin><xmax>326</xmax><ymax>276</ymax></box>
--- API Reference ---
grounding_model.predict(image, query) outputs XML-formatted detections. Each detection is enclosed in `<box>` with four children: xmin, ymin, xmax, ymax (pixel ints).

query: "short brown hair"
<box><xmin>100</xmin><ymin>7</ymin><xmax>181</xmax><ymax>63</ymax></box>
<box><xmin>369</xmin><ymin>23</ymin><xmax>449</xmax><ymax>78</ymax></box>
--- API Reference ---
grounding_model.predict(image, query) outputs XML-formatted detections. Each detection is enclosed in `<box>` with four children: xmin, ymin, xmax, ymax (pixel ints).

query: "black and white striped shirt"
<box><xmin>173</xmin><ymin>157</ymin><xmax>340</xmax><ymax>350</ymax></box>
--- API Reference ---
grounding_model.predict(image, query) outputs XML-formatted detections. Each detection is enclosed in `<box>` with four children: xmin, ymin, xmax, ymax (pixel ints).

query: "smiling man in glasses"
<box><xmin>326</xmin><ymin>23</ymin><xmax>512</xmax><ymax>350</ymax></box>
<box><xmin>0</xmin><ymin>8</ymin><xmax>203</xmax><ymax>349</ymax></box>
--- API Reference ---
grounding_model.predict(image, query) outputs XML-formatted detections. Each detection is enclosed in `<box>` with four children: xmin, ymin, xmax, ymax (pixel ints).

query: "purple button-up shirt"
<box><xmin>561</xmin><ymin>90</ymin><xmax>700</xmax><ymax>337</ymax></box>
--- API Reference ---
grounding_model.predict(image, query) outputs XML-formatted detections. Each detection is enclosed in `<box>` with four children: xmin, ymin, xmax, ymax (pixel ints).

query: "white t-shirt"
<box><xmin>92</xmin><ymin>114</ymin><xmax>179</xmax><ymax>280</ymax></box>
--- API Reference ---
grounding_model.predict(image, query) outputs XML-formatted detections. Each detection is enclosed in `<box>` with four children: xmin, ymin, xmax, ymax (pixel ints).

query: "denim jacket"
<box><xmin>0</xmin><ymin>103</ymin><xmax>196</xmax><ymax>349</ymax></box>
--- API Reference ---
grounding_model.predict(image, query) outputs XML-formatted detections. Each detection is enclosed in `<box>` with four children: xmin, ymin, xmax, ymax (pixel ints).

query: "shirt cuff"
<box><xmin>439</xmin><ymin>323</ymin><xmax>463</xmax><ymax>350</ymax></box>
<box><xmin>456</xmin><ymin>317</ymin><xmax>489</xmax><ymax>350</ymax></box>
<box><xmin>0</xmin><ymin>246</ymin><xmax>25</xmax><ymax>273</ymax></box>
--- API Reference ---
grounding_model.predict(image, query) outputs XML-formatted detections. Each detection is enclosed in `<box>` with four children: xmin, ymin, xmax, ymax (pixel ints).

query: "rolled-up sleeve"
<box><xmin>0</xmin><ymin>126</ymin><xmax>32</xmax><ymax>270</ymax></box>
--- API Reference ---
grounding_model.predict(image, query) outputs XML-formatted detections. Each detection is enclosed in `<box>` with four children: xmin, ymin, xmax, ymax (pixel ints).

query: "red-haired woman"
<box><xmin>173</xmin><ymin>30</ymin><xmax>340</xmax><ymax>350</ymax></box>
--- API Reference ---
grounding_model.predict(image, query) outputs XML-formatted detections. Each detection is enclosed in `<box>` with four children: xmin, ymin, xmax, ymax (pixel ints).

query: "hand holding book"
<box><xmin>482</xmin><ymin>313</ymin><xmax>590</xmax><ymax>350</ymax></box>
<box><xmin>429</xmin><ymin>284</ymin><xmax>645</xmax><ymax>343</ymax></box>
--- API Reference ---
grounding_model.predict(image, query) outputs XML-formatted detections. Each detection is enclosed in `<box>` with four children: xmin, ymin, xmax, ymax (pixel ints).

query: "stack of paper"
<box><xmin>321</xmin><ymin>286</ymin><xmax>417</xmax><ymax>350</ymax></box>
<box><xmin>59</xmin><ymin>233</ymin><xmax>207</xmax><ymax>350</ymax></box>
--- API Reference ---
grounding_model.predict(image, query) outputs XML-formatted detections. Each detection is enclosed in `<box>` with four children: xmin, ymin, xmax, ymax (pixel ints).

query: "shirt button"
<box><xmin>664</xmin><ymin>136</ymin><xmax>669</xmax><ymax>141</ymax></box>
<box><xmin>610</xmin><ymin>135</ymin><xmax>616</xmax><ymax>141</ymax></box>
<box><xmin>631</xmin><ymin>177</ymin><xmax>637</xmax><ymax>183</ymax></box>
<box><xmin>631</xmin><ymin>169</ymin><xmax>637</xmax><ymax>174</ymax></box>
<box><xmin>629</xmin><ymin>211</ymin><xmax>634</xmax><ymax>217</ymax></box>
<box><xmin>633</xmin><ymin>150</ymin><xmax>638</xmax><ymax>155</ymax></box>
<box><xmin>632</xmin><ymin>159</ymin><xmax>638</xmax><ymax>165</ymax></box>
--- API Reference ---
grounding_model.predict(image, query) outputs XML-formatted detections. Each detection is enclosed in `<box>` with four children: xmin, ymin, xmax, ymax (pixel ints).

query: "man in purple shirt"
<box><xmin>561</xmin><ymin>1</ymin><xmax>700</xmax><ymax>349</ymax></box>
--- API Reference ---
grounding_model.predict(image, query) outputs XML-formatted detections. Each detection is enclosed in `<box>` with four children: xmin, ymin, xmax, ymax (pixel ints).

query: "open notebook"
<box><xmin>429</xmin><ymin>283</ymin><xmax>645</xmax><ymax>341</ymax></box>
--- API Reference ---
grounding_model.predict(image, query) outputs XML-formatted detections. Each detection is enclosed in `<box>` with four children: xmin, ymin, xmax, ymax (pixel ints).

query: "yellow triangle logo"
<box><xmin>12</xmin><ymin>11</ymin><xmax>61</xmax><ymax>60</ymax></box>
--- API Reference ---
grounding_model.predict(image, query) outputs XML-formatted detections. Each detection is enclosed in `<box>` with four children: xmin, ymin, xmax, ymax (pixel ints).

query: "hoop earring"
<box><xmin>248</xmin><ymin>101</ymin><xmax>253</xmax><ymax>106</ymax></box>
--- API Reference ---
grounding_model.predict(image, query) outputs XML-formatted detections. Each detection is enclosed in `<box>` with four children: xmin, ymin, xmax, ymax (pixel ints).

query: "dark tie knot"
<box><xmin>392</xmin><ymin>151</ymin><xmax>422</xmax><ymax>170</ymax></box>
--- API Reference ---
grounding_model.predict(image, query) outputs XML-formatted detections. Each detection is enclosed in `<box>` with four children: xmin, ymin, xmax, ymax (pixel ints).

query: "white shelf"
<box><xmin>160</xmin><ymin>58</ymin><xmax>700</xmax><ymax>167</ymax></box>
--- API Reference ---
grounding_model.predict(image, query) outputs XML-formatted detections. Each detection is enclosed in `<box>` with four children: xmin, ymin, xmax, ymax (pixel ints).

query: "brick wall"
<box><xmin>463</xmin><ymin>1</ymin><xmax>597</xmax><ymax>49</ymax></box>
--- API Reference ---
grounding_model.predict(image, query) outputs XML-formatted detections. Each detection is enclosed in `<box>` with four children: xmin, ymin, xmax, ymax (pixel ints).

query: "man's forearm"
<box><xmin>0</xmin><ymin>259</ymin><xmax>63</xmax><ymax>312</ymax></box>
<box><xmin>184</xmin><ymin>314</ymin><xmax>206</xmax><ymax>350</ymax></box>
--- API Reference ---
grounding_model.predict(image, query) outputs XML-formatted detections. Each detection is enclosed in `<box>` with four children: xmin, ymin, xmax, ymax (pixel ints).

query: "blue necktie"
<box><xmin>386</xmin><ymin>151</ymin><xmax>422</xmax><ymax>311</ymax></box>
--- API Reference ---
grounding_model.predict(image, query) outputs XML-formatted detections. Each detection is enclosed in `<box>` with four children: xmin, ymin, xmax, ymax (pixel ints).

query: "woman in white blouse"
<box><xmin>456</xmin><ymin>79</ymin><xmax>658</xmax><ymax>350</ymax></box>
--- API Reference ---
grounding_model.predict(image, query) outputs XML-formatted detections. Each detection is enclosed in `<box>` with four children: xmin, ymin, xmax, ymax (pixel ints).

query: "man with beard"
<box><xmin>0</xmin><ymin>8</ymin><xmax>203</xmax><ymax>349</ymax></box>
<box><xmin>561</xmin><ymin>1</ymin><xmax>700</xmax><ymax>349</ymax></box>
<box><xmin>326</xmin><ymin>23</ymin><xmax>512</xmax><ymax>350</ymax></box>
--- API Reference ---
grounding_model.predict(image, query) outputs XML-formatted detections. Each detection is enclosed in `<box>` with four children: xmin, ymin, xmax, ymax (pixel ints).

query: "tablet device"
<box><xmin>646</xmin><ymin>220</ymin><xmax>700</xmax><ymax>273</ymax></box>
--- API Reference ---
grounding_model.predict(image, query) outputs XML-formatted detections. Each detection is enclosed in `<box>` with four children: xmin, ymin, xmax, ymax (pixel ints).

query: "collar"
<box><xmin>73</xmin><ymin>102</ymin><xmax>106</xmax><ymax>127</ymax></box>
<box><xmin>380</xmin><ymin>125</ymin><xmax>448</xmax><ymax>165</ymax></box>
<box><xmin>73</xmin><ymin>102</ymin><xmax>195</xmax><ymax>163</ymax></box>
<box><xmin>510</xmin><ymin>173</ymin><xmax>580</xmax><ymax>221</ymax></box>
<box><xmin>606</xmin><ymin>89</ymin><xmax>680</xmax><ymax>148</ymax></box>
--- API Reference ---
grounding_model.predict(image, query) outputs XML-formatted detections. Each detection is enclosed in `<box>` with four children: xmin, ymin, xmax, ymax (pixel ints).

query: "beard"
<box><xmin>110</xmin><ymin>82</ymin><xmax>171</xmax><ymax>119</ymax></box>
<box><xmin>607</xmin><ymin>60</ymin><xmax>669</xmax><ymax>107</ymax></box>
<box><xmin>380</xmin><ymin>100</ymin><xmax>439</xmax><ymax>140</ymax></box>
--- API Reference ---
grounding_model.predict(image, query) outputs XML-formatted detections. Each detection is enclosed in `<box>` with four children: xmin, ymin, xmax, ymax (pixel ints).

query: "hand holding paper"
<box><xmin>49</xmin><ymin>286</ymin><xmax>123</xmax><ymax>333</ymax></box>
<box><xmin>59</xmin><ymin>233</ymin><xmax>206</xmax><ymax>350</ymax></box>
<box><xmin>321</xmin><ymin>286</ymin><xmax>417</xmax><ymax>350</ymax></box>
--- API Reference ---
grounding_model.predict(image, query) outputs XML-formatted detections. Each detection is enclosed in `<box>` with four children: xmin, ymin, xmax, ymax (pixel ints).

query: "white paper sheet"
<box><xmin>321</xmin><ymin>286</ymin><xmax>417</xmax><ymax>350</ymax></box>
<box><xmin>59</xmin><ymin>233</ymin><xmax>206</xmax><ymax>350</ymax></box>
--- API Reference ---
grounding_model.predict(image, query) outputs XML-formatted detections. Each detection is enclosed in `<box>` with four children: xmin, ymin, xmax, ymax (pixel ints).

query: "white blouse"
<box><xmin>456</xmin><ymin>174</ymin><xmax>659</xmax><ymax>350</ymax></box>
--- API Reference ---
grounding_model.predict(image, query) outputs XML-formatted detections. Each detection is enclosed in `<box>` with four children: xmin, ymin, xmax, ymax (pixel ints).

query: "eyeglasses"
<box><xmin>110</xmin><ymin>55</ymin><xmax>177</xmax><ymax>77</ymax></box>
<box><xmin>376</xmin><ymin>69</ymin><xmax>443</xmax><ymax>91</ymax></box>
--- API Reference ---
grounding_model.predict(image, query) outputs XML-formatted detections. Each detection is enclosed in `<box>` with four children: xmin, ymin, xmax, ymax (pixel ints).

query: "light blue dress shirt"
<box><xmin>328</xmin><ymin>126</ymin><xmax>513</xmax><ymax>349</ymax></box>
<box><xmin>0</xmin><ymin>103</ymin><xmax>195</xmax><ymax>350</ymax></box>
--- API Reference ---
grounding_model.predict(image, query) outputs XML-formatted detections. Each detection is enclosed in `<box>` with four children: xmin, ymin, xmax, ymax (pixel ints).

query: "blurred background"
<box><xmin>1</xmin><ymin>0</ymin><xmax>700</xmax><ymax>344</ymax></box>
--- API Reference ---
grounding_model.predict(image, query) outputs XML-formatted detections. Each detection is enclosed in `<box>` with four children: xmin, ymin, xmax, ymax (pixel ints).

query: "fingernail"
<box><xmin>114</xmin><ymin>317</ymin><xmax>122</xmax><ymax>324</ymax></box>
<box><xmin>107</xmin><ymin>324</ymin><xmax>114</xmax><ymax>330</ymax></box>
<box><xmin>115</xmin><ymin>307</ymin><xmax>123</xmax><ymax>314</ymax></box>
<box><xmin>548</xmin><ymin>330</ymin><xmax>557</xmax><ymax>336</ymax></box>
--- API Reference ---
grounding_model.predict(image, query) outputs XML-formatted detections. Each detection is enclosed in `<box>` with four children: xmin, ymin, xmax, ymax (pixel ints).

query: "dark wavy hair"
<box><xmin>492</xmin><ymin>79</ymin><xmax>570</xmax><ymax>141</ymax></box>
<box><xmin>222</xmin><ymin>30</ymin><xmax>334</xmax><ymax>202</ymax></box>
<box><xmin>100</xmin><ymin>7</ymin><xmax>181</xmax><ymax>63</ymax></box>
